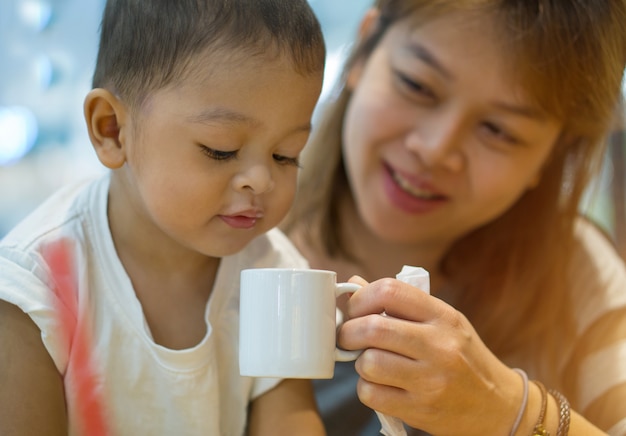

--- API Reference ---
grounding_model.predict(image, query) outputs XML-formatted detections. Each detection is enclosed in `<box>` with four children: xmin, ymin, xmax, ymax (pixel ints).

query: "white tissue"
<box><xmin>396</xmin><ymin>265</ymin><xmax>430</xmax><ymax>294</ymax></box>
<box><xmin>376</xmin><ymin>412</ymin><xmax>408</xmax><ymax>436</ymax></box>
<box><xmin>375</xmin><ymin>265</ymin><xmax>430</xmax><ymax>436</ymax></box>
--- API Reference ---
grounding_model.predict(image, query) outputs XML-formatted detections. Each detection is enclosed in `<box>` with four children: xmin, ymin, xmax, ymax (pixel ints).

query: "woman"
<box><xmin>284</xmin><ymin>1</ymin><xmax>626</xmax><ymax>434</ymax></box>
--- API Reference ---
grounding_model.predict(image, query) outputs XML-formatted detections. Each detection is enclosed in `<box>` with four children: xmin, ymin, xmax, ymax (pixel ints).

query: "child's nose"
<box><xmin>234</xmin><ymin>164</ymin><xmax>275</xmax><ymax>194</ymax></box>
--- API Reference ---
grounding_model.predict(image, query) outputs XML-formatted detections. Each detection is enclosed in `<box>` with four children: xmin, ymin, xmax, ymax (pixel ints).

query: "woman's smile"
<box><xmin>382</xmin><ymin>162</ymin><xmax>448</xmax><ymax>214</ymax></box>
<box><xmin>388</xmin><ymin>163</ymin><xmax>445</xmax><ymax>200</ymax></box>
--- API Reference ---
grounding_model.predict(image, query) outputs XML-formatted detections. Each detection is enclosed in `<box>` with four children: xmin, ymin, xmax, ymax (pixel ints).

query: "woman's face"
<box><xmin>342</xmin><ymin>10</ymin><xmax>562</xmax><ymax>251</ymax></box>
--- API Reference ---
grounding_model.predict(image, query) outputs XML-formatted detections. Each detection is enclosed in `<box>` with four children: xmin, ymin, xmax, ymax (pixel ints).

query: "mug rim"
<box><xmin>241</xmin><ymin>268</ymin><xmax>335</xmax><ymax>275</ymax></box>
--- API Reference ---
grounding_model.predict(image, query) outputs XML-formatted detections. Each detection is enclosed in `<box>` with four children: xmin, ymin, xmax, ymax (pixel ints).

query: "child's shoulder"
<box><xmin>1</xmin><ymin>175</ymin><xmax>107</xmax><ymax>250</ymax></box>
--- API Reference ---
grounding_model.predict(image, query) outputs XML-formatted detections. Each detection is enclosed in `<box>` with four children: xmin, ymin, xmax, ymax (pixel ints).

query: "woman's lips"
<box><xmin>391</xmin><ymin>170</ymin><xmax>442</xmax><ymax>199</ymax></box>
<box><xmin>382</xmin><ymin>163</ymin><xmax>448</xmax><ymax>214</ymax></box>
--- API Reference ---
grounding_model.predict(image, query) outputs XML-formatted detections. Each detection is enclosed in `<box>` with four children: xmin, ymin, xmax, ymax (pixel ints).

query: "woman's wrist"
<box><xmin>510</xmin><ymin>369</ymin><xmax>529</xmax><ymax>436</ymax></box>
<box><xmin>508</xmin><ymin>380</ymin><xmax>543</xmax><ymax>436</ymax></box>
<box><xmin>493</xmin><ymin>369</ymin><xmax>573</xmax><ymax>436</ymax></box>
<box><xmin>513</xmin><ymin>381</ymin><xmax>560</xmax><ymax>436</ymax></box>
<box><xmin>533</xmin><ymin>381</ymin><xmax>549</xmax><ymax>435</ymax></box>
<box><xmin>548</xmin><ymin>389</ymin><xmax>571</xmax><ymax>436</ymax></box>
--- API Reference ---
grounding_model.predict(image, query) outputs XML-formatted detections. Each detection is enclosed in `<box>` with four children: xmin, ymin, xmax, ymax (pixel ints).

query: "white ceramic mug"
<box><xmin>239</xmin><ymin>268</ymin><xmax>361</xmax><ymax>379</ymax></box>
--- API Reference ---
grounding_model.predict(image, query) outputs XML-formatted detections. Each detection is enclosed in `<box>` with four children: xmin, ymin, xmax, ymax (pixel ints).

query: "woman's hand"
<box><xmin>338</xmin><ymin>276</ymin><xmax>522</xmax><ymax>435</ymax></box>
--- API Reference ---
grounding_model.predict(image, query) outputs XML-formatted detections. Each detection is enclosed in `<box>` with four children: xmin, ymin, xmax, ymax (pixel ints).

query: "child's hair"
<box><xmin>92</xmin><ymin>0</ymin><xmax>326</xmax><ymax>111</ymax></box>
<box><xmin>285</xmin><ymin>0</ymin><xmax>626</xmax><ymax>374</ymax></box>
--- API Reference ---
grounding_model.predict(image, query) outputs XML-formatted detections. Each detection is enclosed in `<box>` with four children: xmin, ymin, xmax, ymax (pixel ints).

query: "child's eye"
<box><xmin>273</xmin><ymin>154</ymin><xmax>300</xmax><ymax>167</ymax></box>
<box><xmin>200</xmin><ymin>145</ymin><xmax>237</xmax><ymax>161</ymax></box>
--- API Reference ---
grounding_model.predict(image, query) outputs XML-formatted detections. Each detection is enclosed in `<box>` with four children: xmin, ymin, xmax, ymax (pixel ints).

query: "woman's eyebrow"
<box><xmin>403</xmin><ymin>42</ymin><xmax>548</xmax><ymax>122</ymax></box>
<box><xmin>492</xmin><ymin>101</ymin><xmax>547</xmax><ymax>121</ymax></box>
<box><xmin>403</xmin><ymin>42</ymin><xmax>452</xmax><ymax>80</ymax></box>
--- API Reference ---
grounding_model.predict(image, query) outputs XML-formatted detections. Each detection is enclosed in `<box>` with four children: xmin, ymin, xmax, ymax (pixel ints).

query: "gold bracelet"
<box><xmin>548</xmin><ymin>389</ymin><xmax>571</xmax><ymax>436</ymax></box>
<box><xmin>532</xmin><ymin>381</ymin><xmax>550</xmax><ymax>436</ymax></box>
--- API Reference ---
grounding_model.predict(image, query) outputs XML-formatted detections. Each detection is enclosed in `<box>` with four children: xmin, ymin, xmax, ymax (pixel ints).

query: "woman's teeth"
<box><xmin>392</xmin><ymin>171</ymin><xmax>439</xmax><ymax>199</ymax></box>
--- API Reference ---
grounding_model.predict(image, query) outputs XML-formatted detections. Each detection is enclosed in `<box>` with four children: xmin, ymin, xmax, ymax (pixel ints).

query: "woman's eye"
<box><xmin>482</xmin><ymin>122</ymin><xmax>520</xmax><ymax>145</ymax></box>
<box><xmin>395</xmin><ymin>71</ymin><xmax>434</xmax><ymax>99</ymax></box>
<box><xmin>200</xmin><ymin>146</ymin><xmax>237</xmax><ymax>161</ymax></box>
<box><xmin>273</xmin><ymin>154</ymin><xmax>300</xmax><ymax>167</ymax></box>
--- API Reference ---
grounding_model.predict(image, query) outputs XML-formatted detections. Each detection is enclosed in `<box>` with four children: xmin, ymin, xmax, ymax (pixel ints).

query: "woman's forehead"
<box><xmin>393</xmin><ymin>11</ymin><xmax>556</xmax><ymax>111</ymax></box>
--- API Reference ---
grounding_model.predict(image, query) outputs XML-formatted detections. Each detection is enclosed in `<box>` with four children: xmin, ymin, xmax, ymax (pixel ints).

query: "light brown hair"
<box><xmin>284</xmin><ymin>0</ymin><xmax>626</xmax><ymax>374</ymax></box>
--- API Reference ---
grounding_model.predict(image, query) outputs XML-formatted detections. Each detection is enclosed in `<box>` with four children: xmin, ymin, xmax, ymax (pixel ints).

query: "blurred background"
<box><xmin>0</xmin><ymin>0</ymin><xmax>624</xmax><ymax>257</ymax></box>
<box><xmin>0</xmin><ymin>0</ymin><xmax>370</xmax><ymax>236</ymax></box>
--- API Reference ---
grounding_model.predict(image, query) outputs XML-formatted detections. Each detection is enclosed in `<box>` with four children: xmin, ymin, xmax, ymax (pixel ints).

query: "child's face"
<box><xmin>342</xmin><ymin>11</ymin><xmax>562</xmax><ymax>251</ymax></box>
<box><xmin>115</xmin><ymin>53</ymin><xmax>322</xmax><ymax>257</ymax></box>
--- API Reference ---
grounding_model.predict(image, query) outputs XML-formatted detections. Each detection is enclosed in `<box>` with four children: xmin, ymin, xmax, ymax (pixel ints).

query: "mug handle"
<box><xmin>334</xmin><ymin>282</ymin><xmax>362</xmax><ymax>362</ymax></box>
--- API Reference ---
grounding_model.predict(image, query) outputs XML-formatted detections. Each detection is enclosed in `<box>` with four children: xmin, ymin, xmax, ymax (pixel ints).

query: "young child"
<box><xmin>0</xmin><ymin>0</ymin><xmax>326</xmax><ymax>434</ymax></box>
<box><xmin>284</xmin><ymin>0</ymin><xmax>626</xmax><ymax>435</ymax></box>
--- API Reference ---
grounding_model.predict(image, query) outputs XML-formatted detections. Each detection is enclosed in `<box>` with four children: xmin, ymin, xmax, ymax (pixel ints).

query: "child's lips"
<box><xmin>219</xmin><ymin>210</ymin><xmax>264</xmax><ymax>230</ymax></box>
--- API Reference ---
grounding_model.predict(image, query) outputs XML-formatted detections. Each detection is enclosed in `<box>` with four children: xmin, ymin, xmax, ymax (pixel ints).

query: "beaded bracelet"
<box><xmin>548</xmin><ymin>389</ymin><xmax>571</xmax><ymax>436</ymax></box>
<box><xmin>532</xmin><ymin>381</ymin><xmax>549</xmax><ymax>436</ymax></box>
<box><xmin>510</xmin><ymin>368</ymin><xmax>529</xmax><ymax>436</ymax></box>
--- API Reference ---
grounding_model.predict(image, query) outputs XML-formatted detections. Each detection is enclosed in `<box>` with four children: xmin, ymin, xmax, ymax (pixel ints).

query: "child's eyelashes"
<box><xmin>199</xmin><ymin>145</ymin><xmax>300</xmax><ymax>167</ymax></box>
<box><xmin>200</xmin><ymin>145</ymin><xmax>237</xmax><ymax>161</ymax></box>
<box><xmin>273</xmin><ymin>154</ymin><xmax>301</xmax><ymax>167</ymax></box>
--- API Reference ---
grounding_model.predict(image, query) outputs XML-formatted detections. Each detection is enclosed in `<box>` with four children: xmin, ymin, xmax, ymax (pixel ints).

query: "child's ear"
<box><xmin>346</xmin><ymin>8</ymin><xmax>381</xmax><ymax>91</ymax></box>
<box><xmin>83</xmin><ymin>89</ymin><xmax>128</xmax><ymax>169</ymax></box>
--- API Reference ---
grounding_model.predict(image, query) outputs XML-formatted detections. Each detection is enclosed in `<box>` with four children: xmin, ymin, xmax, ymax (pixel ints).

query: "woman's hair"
<box><xmin>92</xmin><ymin>0</ymin><xmax>325</xmax><ymax>111</ymax></box>
<box><xmin>285</xmin><ymin>0</ymin><xmax>626</xmax><ymax>374</ymax></box>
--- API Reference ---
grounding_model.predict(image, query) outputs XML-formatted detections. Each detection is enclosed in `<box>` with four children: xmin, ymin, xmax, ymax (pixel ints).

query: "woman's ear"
<box><xmin>83</xmin><ymin>89</ymin><xmax>128</xmax><ymax>169</ymax></box>
<box><xmin>346</xmin><ymin>8</ymin><xmax>381</xmax><ymax>91</ymax></box>
<box><xmin>527</xmin><ymin>172</ymin><xmax>541</xmax><ymax>190</ymax></box>
<box><xmin>358</xmin><ymin>8</ymin><xmax>381</xmax><ymax>40</ymax></box>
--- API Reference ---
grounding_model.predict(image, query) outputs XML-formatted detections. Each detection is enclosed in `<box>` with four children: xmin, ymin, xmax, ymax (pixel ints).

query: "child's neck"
<box><xmin>116</xmin><ymin>236</ymin><xmax>219</xmax><ymax>349</ymax></box>
<box><xmin>126</xmin><ymin>256</ymin><xmax>219</xmax><ymax>350</ymax></box>
<box><xmin>106</xmin><ymin>182</ymin><xmax>220</xmax><ymax>349</ymax></box>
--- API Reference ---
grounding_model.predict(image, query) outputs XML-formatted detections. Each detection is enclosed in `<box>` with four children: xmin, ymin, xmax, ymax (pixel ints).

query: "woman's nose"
<box><xmin>233</xmin><ymin>164</ymin><xmax>275</xmax><ymax>194</ymax></box>
<box><xmin>405</xmin><ymin>115</ymin><xmax>465</xmax><ymax>172</ymax></box>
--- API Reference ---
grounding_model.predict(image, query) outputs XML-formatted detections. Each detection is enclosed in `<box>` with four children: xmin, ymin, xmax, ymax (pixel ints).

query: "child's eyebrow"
<box><xmin>187</xmin><ymin>106</ymin><xmax>260</xmax><ymax>127</ymax></box>
<box><xmin>187</xmin><ymin>106</ymin><xmax>313</xmax><ymax>134</ymax></box>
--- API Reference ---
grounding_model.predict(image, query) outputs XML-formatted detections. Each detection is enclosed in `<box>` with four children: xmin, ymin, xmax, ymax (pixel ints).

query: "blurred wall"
<box><xmin>0</xmin><ymin>0</ymin><xmax>370</xmax><ymax>236</ymax></box>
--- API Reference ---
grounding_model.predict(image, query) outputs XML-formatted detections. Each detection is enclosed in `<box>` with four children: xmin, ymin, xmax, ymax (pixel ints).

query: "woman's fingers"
<box><xmin>339</xmin><ymin>278</ymin><xmax>523</xmax><ymax>435</ymax></box>
<box><xmin>346</xmin><ymin>278</ymin><xmax>449</xmax><ymax>323</ymax></box>
<box><xmin>355</xmin><ymin>347</ymin><xmax>426</xmax><ymax>389</ymax></box>
<box><xmin>353</xmin><ymin>353</ymin><xmax>444</xmax><ymax>431</ymax></box>
<box><xmin>347</xmin><ymin>275</ymin><xmax>369</xmax><ymax>287</ymax></box>
<box><xmin>356</xmin><ymin>378</ymin><xmax>411</xmax><ymax>418</ymax></box>
<box><xmin>339</xmin><ymin>278</ymin><xmax>462</xmax><ymax>359</ymax></box>
<box><xmin>337</xmin><ymin>312</ymin><xmax>432</xmax><ymax>360</ymax></box>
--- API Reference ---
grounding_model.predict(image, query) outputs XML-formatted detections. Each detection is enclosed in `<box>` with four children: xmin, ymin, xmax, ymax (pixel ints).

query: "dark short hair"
<box><xmin>92</xmin><ymin>0</ymin><xmax>326</xmax><ymax>109</ymax></box>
